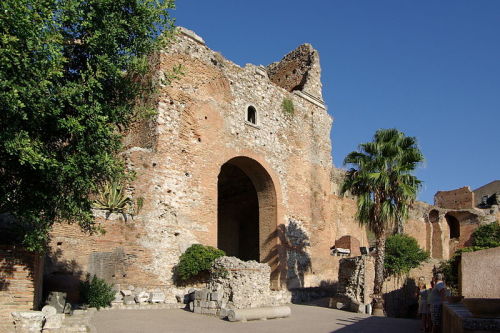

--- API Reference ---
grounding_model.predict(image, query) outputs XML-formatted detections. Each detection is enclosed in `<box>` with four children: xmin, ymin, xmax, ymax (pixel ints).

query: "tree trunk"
<box><xmin>372</xmin><ymin>231</ymin><xmax>386</xmax><ymax>316</ymax></box>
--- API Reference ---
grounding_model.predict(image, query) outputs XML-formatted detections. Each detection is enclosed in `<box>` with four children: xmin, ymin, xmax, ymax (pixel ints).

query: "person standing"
<box><xmin>418</xmin><ymin>283</ymin><xmax>430</xmax><ymax>332</ymax></box>
<box><xmin>429</xmin><ymin>273</ymin><xmax>446</xmax><ymax>333</ymax></box>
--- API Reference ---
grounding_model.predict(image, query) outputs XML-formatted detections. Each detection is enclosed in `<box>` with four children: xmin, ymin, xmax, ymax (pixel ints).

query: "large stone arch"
<box><xmin>217</xmin><ymin>156</ymin><xmax>278</xmax><ymax>265</ymax></box>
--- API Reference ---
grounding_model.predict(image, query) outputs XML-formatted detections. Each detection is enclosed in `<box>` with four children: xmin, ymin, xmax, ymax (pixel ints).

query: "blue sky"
<box><xmin>173</xmin><ymin>0</ymin><xmax>500</xmax><ymax>204</ymax></box>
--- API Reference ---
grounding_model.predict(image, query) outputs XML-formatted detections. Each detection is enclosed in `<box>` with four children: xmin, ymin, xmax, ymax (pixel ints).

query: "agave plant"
<box><xmin>94</xmin><ymin>179</ymin><xmax>132</xmax><ymax>214</ymax></box>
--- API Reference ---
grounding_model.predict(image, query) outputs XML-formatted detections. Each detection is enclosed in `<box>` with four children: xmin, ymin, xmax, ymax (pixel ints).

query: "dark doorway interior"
<box><xmin>445</xmin><ymin>214</ymin><xmax>460</xmax><ymax>239</ymax></box>
<box><xmin>217</xmin><ymin>163</ymin><xmax>259</xmax><ymax>261</ymax></box>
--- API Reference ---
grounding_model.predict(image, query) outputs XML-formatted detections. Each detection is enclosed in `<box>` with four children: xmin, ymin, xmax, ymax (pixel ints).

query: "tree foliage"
<box><xmin>0</xmin><ymin>0</ymin><xmax>175</xmax><ymax>251</ymax></box>
<box><xmin>384</xmin><ymin>234</ymin><xmax>429</xmax><ymax>277</ymax></box>
<box><xmin>174</xmin><ymin>244</ymin><xmax>225</xmax><ymax>282</ymax></box>
<box><xmin>340</xmin><ymin>128</ymin><xmax>424</xmax><ymax>308</ymax></box>
<box><xmin>471</xmin><ymin>221</ymin><xmax>500</xmax><ymax>248</ymax></box>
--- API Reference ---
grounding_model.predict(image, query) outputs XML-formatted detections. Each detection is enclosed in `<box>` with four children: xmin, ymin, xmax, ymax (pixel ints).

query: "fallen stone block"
<box><xmin>227</xmin><ymin>306</ymin><xmax>291</xmax><ymax>322</ymax></box>
<box><xmin>150</xmin><ymin>292</ymin><xmax>166</xmax><ymax>303</ymax></box>
<box><xmin>121</xmin><ymin>290</ymin><xmax>132</xmax><ymax>296</ymax></box>
<box><xmin>134</xmin><ymin>291</ymin><xmax>150</xmax><ymax>303</ymax></box>
<box><xmin>123</xmin><ymin>295</ymin><xmax>135</xmax><ymax>305</ymax></box>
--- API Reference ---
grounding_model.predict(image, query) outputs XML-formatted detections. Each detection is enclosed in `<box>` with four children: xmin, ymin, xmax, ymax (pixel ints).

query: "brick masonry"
<box><xmin>0</xmin><ymin>246</ymin><xmax>43</xmax><ymax>333</ymax></box>
<box><xmin>44</xmin><ymin>27</ymin><xmax>499</xmax><ymax>301</ymax></box>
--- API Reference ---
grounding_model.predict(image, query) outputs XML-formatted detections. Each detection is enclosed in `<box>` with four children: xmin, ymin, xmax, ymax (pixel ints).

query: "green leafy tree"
<box><xmin>340</xmin><ymin>129</ymin><xmax>424</xmax><ymax>313</ymax></box>
<box><xmin>0</xmin><ymin>0</ymin><xmax>175</xmax><ymax>251</ymax></box>
<box><xmin>384</xmin><ymin>234</ymin><xmax>429</xmax><ymax>277</ymax></box>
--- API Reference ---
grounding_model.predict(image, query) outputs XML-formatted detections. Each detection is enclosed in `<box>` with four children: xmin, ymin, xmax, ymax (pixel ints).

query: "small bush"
<box><xmin>282</xmin><ymin>98</ymin><xmax>295</xmax><ymax>116</ymax></box>
<box><xmin>80</xmin><ymin>275</ymin><xmax>115</xmax><ymax>309</ymax></box>
<box><xmin>384</xmin><ymin>234</ymin><xmax>429</xmax><ymax>277</ymax></box>
<box><xmin>472</xmin><ymin>221</ymin><xmax>500</xmax><ymax>248</ymax></box>
<box><xmin>175</xmin><ymin>244</ymin><xmax>225</xmax><ymax>282</ymax></box>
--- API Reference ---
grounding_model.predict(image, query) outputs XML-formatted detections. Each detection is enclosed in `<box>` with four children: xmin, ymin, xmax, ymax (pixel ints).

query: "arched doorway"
<box><xmin>217</xmin><ymin>156</ymin><xmax>277</xmax><ymax>263</ymax></box>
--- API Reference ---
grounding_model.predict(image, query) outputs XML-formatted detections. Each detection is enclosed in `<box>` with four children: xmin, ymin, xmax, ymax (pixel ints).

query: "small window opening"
<box><xmin>246</xmin><ymin>106</ymin><xmax>257</xmax><ymax>124</ymax></box>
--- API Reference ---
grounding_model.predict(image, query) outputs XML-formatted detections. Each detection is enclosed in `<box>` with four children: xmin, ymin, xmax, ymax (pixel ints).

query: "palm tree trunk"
<box><xmin>372</xmin><ymin>231</ymin><xmax>386</xmax><ymax>316</ymax></box>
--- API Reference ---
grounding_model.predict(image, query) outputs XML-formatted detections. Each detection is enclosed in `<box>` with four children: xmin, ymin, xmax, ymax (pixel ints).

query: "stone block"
<box><xmin>43</xmin><ymin>313</ymin><xmax>64</xmax><ymax>329</ymax></box>
<box><xmin>121</xmin><ymin>290</ymin><xmax>132</xmax><ymax>296</ymax></box>
<box><xmin>210</xmin><ymin>292</ymin><xmax>221</xmax><ymax>302</ymax></box>
<box><xmin>208</xmin><ymin>301</ymin><xmax>217</xmax><ymax>309</ymax></box>
<box><xmin>134</xmin><ymin>291</ymin><xmax>150</xmax><ymax>303</ymax></box>
<box><xmin>46</xmin><ymin>292</ymin><xmax>67</xmax><ymax>313</ymax></box>
<box><xmin>189</xmin><ymin>301</ymin><xmax>194</xmax><ymax>312</ymax></box>
<box><xmin>193</xmin><ymin>306</ymin><xmax>201</xmax><ymax>314</ymax></box>
<box><xmin>195</xmin><ymin>289</ymin><xmax>210</xmax><ymax>301</ymax></box>
<box><xmin>12</xmin><ymin>311</ymin><xmax>45</xmax><ymax>333</ymax></box>
<box><xmin>123</xmin><ymin>295</ymin><xmax>135</xmax><ymax>305</ymax></box>
<box><xmin>149</xmin><ymin>292</ymin><xmax>166</xmax><ymax>303</ymax></box>
<box><xmin>41</xmin><ymin>305</ymin><xmax>57</xmax><ymax>318</ymax></box>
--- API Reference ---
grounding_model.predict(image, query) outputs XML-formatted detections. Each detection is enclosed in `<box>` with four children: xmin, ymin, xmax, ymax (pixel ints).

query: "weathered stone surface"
<box><xmin>42</xmin><ymin>26</ymin><xmax>499</xmax><ymax>308</ymax></box>
<box><xmin>120</xmin><ymin>290</ymin><xmax>132</xmax><ymax>296</ymax></box>
<box><xmin>227</xmin><ymin>306</ymin><xmax>291</xmax><ymax>322</ymax></box>
<box><xmin>41</xmin><ymin>305</ymin><xmax>57</xmax><ymax>318</ymax></box>
<box><xmin>12</xmin><ymin>311</ymin><xmax>45</xmax><ymax>333</ymax></box>
<box><xmin>134</xmin><ymin>291</ymin><xmax>150</xmax><ymax>304</ymax></box>
<box><xmin>45</xmin><ymin>292</ymin><xmax>67</xmax><ymax>314</ymax></box>
<box><xmin>149</xmin><ymin>292</ymin><xmax>166</xmax><ymax>303</ymax></box>
<box><xmin>43</xmin><ymin>313</ymin><xmax>64</xmax><ymax>329</ymax></box>
<box><xmin>123</xmin><ymin>295</ymin><xmax>135</xmax><ymax>305</ymax></box>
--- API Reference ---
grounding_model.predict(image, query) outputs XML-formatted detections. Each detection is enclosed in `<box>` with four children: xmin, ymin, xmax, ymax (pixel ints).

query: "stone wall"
<box><xmin>0</xmin><ymin>246</ymin><xmax>43</xmax><ymax>333</ymax></box>
<box><xmin>46</xmin><ymin>26</ymin><xmax>369</xmax><ymax>295</ymax></box>
<box><xmin>434</xmin><ymin>187</ymin><xmax>475</xmax><ymax>210</ymax></box>
<box><xmin>460</xmin><ymin>246</ymin><xmax>500</xmax><ymax>298</ymax></box>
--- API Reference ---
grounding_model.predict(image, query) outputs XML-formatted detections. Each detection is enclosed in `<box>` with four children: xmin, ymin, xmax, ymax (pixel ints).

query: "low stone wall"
<box><xmin>460</xmin><ymin>246</ymin><xmax>500</xmax><ymax>298</ymax></box>
<box><xmin>443</xmin><ymin>302</ymin><xmax>500</xmax><ymax>333</ymax></box>
<box><xmin>0</xmin><ymin>246</ymin><xmax>43</xmax><ymax>333</ymax></box>
<box><xmin>188</xmin><ymin>257</ymin><xmax>291</xmax><ymax>318</ymax></box>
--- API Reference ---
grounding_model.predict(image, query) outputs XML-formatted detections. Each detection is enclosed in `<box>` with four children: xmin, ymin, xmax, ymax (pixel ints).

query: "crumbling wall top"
<box><xmin>266</xmin><ymin>43</ymin><xmax>324</xmax><ymax>102</ymax></box>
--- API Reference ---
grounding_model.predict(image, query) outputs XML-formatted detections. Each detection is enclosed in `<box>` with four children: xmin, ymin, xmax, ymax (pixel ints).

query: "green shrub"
<box><xmin>439</xmin><ymin>223</ymin><xmax>499</xmax><ymax>295</ymax></box>
<box><xmin>175</xmin><ymin>244</ymin><xmax>225</xmax><ymax>282</ymax></box>
<box><xmin>80</xmin><ymin>275</ymin><xmax>115</xmax><ymax>309</ymax></box>
<box><xmin>282</xmin><ymin>98</ymin><xmax>295</xmax><ymax>116</ymax></box>
<box><xmin>472</xmin><ymin>221</ymin><xmax>500</xmax><ymax>248</ymax></box>
<box><xmin>438</xmin><ymin>246</ymin><xmax>485</xmax><ymax>295</ymax></box>
<box><xmin>384</xmin><ymin>234</ymin><xmax>429</xmax><ymax>277</ymax></box>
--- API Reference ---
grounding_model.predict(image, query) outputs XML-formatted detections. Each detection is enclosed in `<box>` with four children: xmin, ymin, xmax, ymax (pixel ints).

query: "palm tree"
<box><xmin>340</xmin><ymin>128</ymin><xmax>423</xmax><ymax>315</ymax></box>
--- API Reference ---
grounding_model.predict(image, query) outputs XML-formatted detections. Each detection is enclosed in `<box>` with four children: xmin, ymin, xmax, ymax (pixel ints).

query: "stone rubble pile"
<box><xmin>186</xmin><ymin>256</ymin><xmax>291</xmax><ymax>319</ymax></box>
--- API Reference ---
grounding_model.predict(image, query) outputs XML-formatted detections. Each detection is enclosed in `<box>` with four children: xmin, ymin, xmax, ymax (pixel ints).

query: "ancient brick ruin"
<box><xmin>3</xmin><ymin>28</ymin><xmax>498</xmax><ymax>326</ymax></box>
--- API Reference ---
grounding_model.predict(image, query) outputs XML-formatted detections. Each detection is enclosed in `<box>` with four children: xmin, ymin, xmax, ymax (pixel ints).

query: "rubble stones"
<box><xmin>188</xmin><ymin>256</ymin><xmax>291</xmax><ymax>318</ymax></box>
